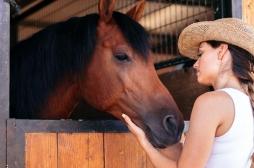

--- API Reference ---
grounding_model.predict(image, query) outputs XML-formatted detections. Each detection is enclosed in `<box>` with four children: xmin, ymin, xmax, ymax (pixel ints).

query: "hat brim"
<box><xmin>178</xmin><ymin>18</ymin><xmax>254</xmax><ymax>59</ymax></box>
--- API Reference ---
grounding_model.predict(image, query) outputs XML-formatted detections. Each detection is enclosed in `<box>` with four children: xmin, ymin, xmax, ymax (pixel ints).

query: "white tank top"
<box><xmin>206</xmin><ymin>88</ymin><xmax>254</xmax><ymax>168</ymax></box>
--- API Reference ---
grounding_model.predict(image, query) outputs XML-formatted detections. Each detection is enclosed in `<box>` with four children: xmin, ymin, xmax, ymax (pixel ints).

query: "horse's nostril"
<box><xmin>163</xmin><ymin>114</ymin><xmax>177</xmax><ymax>134</ymax></box>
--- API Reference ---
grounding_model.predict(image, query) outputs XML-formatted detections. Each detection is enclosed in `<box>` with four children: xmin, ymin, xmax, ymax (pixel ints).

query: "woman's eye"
<box><xmin>115</xmin><ymin>54</ymin><xmax>130</xmax><ymax>62</ymax></box>
<box><xmin>197</xmin><ymin>53</ymin><xmax>202</xmax><ymax>58</ymax></box>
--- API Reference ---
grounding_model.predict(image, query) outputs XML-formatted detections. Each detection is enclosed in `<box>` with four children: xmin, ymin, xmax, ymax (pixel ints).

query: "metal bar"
<box><xmin>7</xmin><ymin>119</ymin><xmax>128</xmax><ymax>133</ymax></box>
<box><xmin>147</xmin><ymin>0</ymin><xmax>212</xmax><ymax>6</ymax></box>
<box><xmin>14</xmin><ymin>0</ymin><xmax>55</xmax><ymax>22</ymax></box>
<box><xmin>154</xmin><ymin>57</ymin><xmax>194</xmax><ymax>70</ymax></box>
<box><xmin>232</xmin><ymin>0</ymin><xmax>242</xmax><ymax>18</ymax></box>
<box><xmin>149</xmin><ymin>10</ymin><xmax>209</xmax><ymax>32</ymax></box>
<box><xmin>0</xmin><ymin>1</ymin><xmax>10</xmax><ymax>167</ymax></box>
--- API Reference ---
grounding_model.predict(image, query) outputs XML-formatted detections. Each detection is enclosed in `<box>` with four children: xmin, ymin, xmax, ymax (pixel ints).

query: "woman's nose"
<box><xmin>193</xmin><ymin>60</ymin><xmax>199</xmax><ymax>69</ymax></box>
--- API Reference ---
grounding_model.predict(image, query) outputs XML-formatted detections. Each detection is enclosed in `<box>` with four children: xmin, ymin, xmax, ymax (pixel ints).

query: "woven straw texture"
<box><xmin>178</xmin><ymin>18</ymin><xmax>254</xmax><ymax>59</ymax></box>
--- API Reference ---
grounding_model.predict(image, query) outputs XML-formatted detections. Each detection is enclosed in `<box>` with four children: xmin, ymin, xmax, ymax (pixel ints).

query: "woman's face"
<box><xmin>193</xmin><ymin>42</ymin><xmax>221</xmax><ymax>86</ymax></box>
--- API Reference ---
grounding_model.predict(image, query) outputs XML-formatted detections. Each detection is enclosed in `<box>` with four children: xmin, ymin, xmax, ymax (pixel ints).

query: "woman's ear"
<box><xmin>218</xmin><ymin>43</ymin><xmax>228</xmax><ymax>60</ymax></box>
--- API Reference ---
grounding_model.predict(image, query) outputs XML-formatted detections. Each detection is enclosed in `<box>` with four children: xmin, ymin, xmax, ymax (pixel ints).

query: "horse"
<box><xmin>10</xmin><ymin>0</ymin><xmax>184</xmax><ymax>148</ymax></box>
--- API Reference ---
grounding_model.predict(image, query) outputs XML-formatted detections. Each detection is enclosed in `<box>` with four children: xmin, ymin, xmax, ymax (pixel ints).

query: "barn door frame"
<box><xmin>0</xmin><ymin>1</ymin><xmax>10</xmax><ymax>167</ymax></box>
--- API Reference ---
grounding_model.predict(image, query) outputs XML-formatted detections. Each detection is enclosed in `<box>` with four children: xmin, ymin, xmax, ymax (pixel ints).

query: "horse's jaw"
<box><xmin>39</xmin><ymin>82</ymin><xmax>80</xmax><ymax>119</ymax></box>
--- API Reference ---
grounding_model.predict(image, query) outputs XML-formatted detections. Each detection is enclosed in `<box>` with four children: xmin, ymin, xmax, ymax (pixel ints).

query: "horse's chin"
<box><xmin>143</xmin><ymin>124</ymin><xmax>183</xmax><ymax>149</ymax></box>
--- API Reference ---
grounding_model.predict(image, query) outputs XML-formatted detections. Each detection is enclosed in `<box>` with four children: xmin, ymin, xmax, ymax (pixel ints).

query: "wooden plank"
<box><xmin>58</xmin><ymin>133</ymin><xmax>104</xmax><ymax>168</ymax></box>
<box><xmin>104</xmin><ymin>133</ymin><xmax>148</xmax><ymax>168</ymax></box>
<box><xmin>243</xmin><ymin>0</ymin><xmax>254</xmax><ymax>26</ymax></box>
<box><xmin>25</xmin><ymin>133</ymin><xmax>57</xmax><ymax>168</ymax></box>
<box><xmin>87</xmin><ymin>133</ymin><xmax>104</xmax><ymax>168</ymax></box>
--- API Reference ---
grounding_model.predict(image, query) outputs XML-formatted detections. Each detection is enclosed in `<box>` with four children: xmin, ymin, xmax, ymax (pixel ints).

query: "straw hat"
<box><xmin>178</xmin><ymin>18</ymin><xmax>254</xmax><ymax>59</ymax></box>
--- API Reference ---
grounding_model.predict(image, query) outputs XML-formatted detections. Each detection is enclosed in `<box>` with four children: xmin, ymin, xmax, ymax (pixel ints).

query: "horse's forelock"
<box><xmin>10</xmin><ymin>14</ymin><xmax>99</xmax><ymax>118</ymax></box>
<box><xmin>112</xmin><ymin>11</ymin><xmax>150</xmax><ymax>59</ymax></box>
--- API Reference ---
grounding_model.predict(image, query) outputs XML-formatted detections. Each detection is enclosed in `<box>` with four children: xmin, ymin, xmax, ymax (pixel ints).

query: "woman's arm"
<box><xmin>122</xmin><ymin>91</ymin><xmax>228</xmax><ymax>168</ymax></box>
<box><xmin>122</xmin><ymin>114</ymin><xmax>179</xmax><ymax>168</ymax></box>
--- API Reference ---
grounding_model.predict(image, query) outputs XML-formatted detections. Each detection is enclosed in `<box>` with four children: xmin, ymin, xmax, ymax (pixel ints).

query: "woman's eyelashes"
<box><xmin>197</xmin><ymin>52</ymin><xmax>203</xmax><ymax>58</ymax></box>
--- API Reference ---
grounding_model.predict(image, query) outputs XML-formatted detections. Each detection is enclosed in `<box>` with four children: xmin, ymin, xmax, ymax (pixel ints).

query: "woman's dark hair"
<box><xmin>207</xmin><ymin>40</ymin><xmax>254</xmax><ymax>109</ymax></box>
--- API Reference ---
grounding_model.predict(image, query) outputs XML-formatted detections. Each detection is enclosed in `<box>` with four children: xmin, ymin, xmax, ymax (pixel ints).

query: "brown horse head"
<box><xmin>80</xmin><ymin>0</ymin><xmax>184</xmax><ymax>148</ymax></box>
<box><xmin>10</xmin><ymin>0</ymin><xmax>184</xmax><ymax>148</ymax></box>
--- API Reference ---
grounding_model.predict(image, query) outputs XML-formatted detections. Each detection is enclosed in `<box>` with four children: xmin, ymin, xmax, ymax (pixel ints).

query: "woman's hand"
<box><xmin>122</xmin><ymin>113</ymin><xmax>150</xmax><ymax>147</ymax></box>
<box><xmin>122</xmin><ymin>113</ymin><xmax>178</xmax><ymax>168</ymax></box>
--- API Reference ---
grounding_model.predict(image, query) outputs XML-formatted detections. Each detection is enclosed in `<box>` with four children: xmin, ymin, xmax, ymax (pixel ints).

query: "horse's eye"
<box><xmin>114</xmin><ymin>54</ymin><xmax>130</xmax><ymax>62</ymax></box>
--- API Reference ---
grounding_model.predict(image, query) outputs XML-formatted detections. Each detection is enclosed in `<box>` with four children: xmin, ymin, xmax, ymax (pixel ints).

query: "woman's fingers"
<box><xmin>122</xmin><ymin>114</ymin><xmax>153</xmax><ymax>148</ymax></box>
<box><xmin>122</xmin><ymin>113</ymin><xmax>139</xmax><ymax>132</ymax></box>
<box><xmin>122</xmin><ymin>114</ymin><xmax>145</xmax><ymax>138</ymax></box>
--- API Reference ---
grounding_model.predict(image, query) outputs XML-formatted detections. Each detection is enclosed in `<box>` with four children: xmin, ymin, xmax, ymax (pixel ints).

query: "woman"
<box><xmin>122</xmin><ymin>18</ymin><xmax>254</xmax><ymax>168</ymax></box>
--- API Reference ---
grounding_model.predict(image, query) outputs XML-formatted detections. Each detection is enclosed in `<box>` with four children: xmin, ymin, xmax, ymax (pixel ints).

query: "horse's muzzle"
<box><xmin>143</xmin><ymin>114</ymin><xmax>184</xmax><ymax>149</ymax></box>
<box><xmin>163</xmin><ymin>115</ymin><xmax>183</xmax><ymax>143</ymax></box>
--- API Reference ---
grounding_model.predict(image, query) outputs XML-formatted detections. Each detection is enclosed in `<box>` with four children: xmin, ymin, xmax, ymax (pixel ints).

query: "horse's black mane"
<box><xmin>10</xmin><ymin>12</ymin><xmax>150</xmax><ymax>118</ymax></box>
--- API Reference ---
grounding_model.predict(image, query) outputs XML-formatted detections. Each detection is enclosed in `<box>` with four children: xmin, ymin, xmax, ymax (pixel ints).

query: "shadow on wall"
<box><xmin>159</xmin><ymin>67</ymin><xmax>211</xmax><ymax>120</ymax></box>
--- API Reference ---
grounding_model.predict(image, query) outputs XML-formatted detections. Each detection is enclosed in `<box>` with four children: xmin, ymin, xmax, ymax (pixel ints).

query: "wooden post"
<box><xmin>242</xmin><ymin>0</ymin><xmax>254</xmax><ymax>26</ymax></box>
<box><xmin>0</xmin><ymin>0</ymin><xmax>10</xmax><ymax>167</ymax></box>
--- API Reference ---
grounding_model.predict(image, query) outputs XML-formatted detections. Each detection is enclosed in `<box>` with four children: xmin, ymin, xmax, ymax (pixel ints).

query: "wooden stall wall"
<box><xmin>7</xmin><ymin>119</ymin><xmax>156</xmax><ymax>168</ymax></box>
<box><xmin>25</xmin><ymin>133</ymin><xmax>154</xmax><ymax>168</ymax></box>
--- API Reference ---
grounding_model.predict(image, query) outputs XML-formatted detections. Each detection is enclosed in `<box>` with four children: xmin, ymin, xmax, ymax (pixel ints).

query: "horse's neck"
<box><xmin>40</xmin><ymin>80</ymin><xmax>80</xmax><ymax>119</ymax></box>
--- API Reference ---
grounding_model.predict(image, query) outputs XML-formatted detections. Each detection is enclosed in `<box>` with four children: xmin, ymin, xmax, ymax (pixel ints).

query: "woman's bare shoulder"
<box><xmin>190</xmin><ymin>90</ymin><xmax>233</xmax><ymax>129</ymax></box>
<box><xmin>194</xmin><ymin>91</ymin><xmax>232</xmax><ymax>110</ymax></box>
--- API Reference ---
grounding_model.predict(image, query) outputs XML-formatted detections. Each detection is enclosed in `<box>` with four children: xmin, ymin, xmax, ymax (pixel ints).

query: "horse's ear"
<box><xmin>126</xmin><ymin>0</ymin><xmax>146</xmax><ymax>21</ymax></box>
<box><xmin>98</xmin><ymin>0</ymin><xmax>116</xmax><ymax>23</ymax></box>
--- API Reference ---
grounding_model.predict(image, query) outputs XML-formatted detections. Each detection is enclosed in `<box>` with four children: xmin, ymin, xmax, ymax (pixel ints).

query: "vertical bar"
<box><xmin>204</xmin><ymin>0</ymin><xmax>207</xmax><ymax>20</ymax></box>
<box><xmin>159</xmin><ymin>0</ymin><xmax>162</xmax><ymax>60</ymax></box>
<box><xmin>160</xmin><ymin>0</ymin><xmax>163</xmax><ymax>61</ymax></box>
<box><xmin>170</xmin><ymin>1</ymin><xmax>173</xmax><ymax>57</ymax></box>
<box><xmin>0</xmin><ymin>0</ymin><xmax>10</xmax><ymax>167</ymax></box>
<box><xmin>243</xmin><ymin>0</ymin><xmax>254</xmax><ymax>26</ymax></box>
<box><xmin>165</xmin><ymin>2</ymin><xmax>168</xmax><ymax>56</ymax></box>
<box><xmin>175</xmin><ymin>0</ymin><xmax>178</xmax><ymax>56</ymax></box>
<box><xmin>221</xmin><ymin>0</ymin><xmax>224</xmax><ymax>18</ymax></box>
<box><xmin>186</xmin><ymin>0</ymin><xmax>189</xmax><ymax>27</ymax></box>
<box><xmin>211</xmin><ymin>0</ymin><xmax>214</xmax><ymax>18</ymax></box>
<box><xmin>232</xmin><ymin>0</ymin><xmax>242</xmax><ymax>18</ymax></box>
